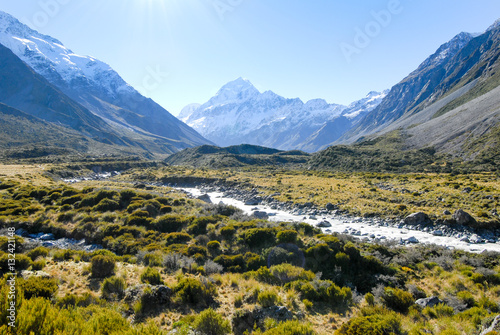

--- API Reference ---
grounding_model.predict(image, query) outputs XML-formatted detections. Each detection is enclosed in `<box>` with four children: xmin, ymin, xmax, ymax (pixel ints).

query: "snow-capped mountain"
<box><xmin>180</xmin><ymin>78</ymin><xmax>386</xmax><ymax>152</ymax></box>
<box><xmin>0</xmin><ymin>10</ymin><xmax>210</xmax><ymax>151</ymax></box>
<box><xmin>0</xmin><ymin>11</ymin><xmax>134</xmax><ymax>97</ymax></box>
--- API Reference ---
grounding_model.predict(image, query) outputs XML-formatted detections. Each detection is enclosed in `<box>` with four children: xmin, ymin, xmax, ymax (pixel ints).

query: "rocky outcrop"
<box><xmin>415</xmin><ymin>296</ymin><xmax>443</xmax><ymax>308</ymax></box>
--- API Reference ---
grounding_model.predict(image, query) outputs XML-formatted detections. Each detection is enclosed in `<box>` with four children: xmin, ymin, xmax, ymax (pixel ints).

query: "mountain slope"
<box><xmin>0</xmin><ymin>10</ymin><xmax>211</xmax><ymax>153</ymax></box>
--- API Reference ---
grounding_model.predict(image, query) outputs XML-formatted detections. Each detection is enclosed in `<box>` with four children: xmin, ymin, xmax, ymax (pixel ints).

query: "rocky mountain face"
<box><xmin>0</xmin><ymin>11</ymin><xmax>211</xmax><ymax>157</ymax></box>
<box><xmin>339</xmin><ymin>22</ymin><xmax>500</xmax><ymax>147</ymax></box>
<box><xmin>179</xmin><ymin>78</ymin><xmax>386</xmax><ymax>152</ymax></box>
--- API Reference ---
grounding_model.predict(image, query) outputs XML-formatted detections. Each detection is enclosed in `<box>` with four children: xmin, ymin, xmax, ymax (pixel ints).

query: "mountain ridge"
<box><xmin>179</xmin><ymin>78</ymin><xmax>386</xmax><ymax>152</ymax></box>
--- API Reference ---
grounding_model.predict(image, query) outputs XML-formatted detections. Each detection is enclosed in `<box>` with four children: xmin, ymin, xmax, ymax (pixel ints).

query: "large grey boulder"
<box><xmin>197</xmin><ymin>194</ymin><xmax>212</xmax><ymax>204</ymax></box>
<box><xmin>415</xmin><ymin>296</ymin><xmax>443</xmax><ymax>308</ymax></box>
<box><xmin>452</xmin><ymin>209</ymin><xmax>476</xmax><ymax>226</ymax></box>
<box><xmin>404</xmin><ymin>212</ymin><xmax>432</xmax><ymax>226</ymax></box>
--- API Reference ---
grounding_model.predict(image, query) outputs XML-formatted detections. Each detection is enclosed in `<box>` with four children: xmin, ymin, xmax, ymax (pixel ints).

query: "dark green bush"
<box><xmin>187</xmin><ymin>245</ymin><xmax>207</xmax><ymax>257</ymax></box>
<box><xmin>276</xmin><ymin>230</ymin><xmax>298</xmax><ymax>244</ymax></box>
<box><xmin>207</xmin><ymin>241</ymin><xmax>222</xmax><ymax>256</ymax></box>
<box><xmin>140</xmin><ymin>267</ymin><xmax>163</xmax><ymax>285</ymax></box>
<box><xmin>214</xmin><ymin>254</ymin><xmax>245</xmax><ymax>272</ymax></box>
<box><xmin>165</xmin><ymin>232</ymin><xmax>192</xmax><ymax>245</ymax></box>
<box><xmin>154</xmin><ymin>214</ymin><xmax>189</xmax><ymax>233</ymax></box>
<box><xmin>22</xmin><ymin>277</ymin><xmax>58</xmax><ymax>299</ymax></box>
<box><xmin>192</xmin><ymin>308</ymin><xmax>231</xmax><ymax>335</ymax></box>
<box><xmin>93</xmin><ymin>199</ymin><xmax>120</xmax><ymax>212</ymax></box>
<box><xmin>175</xmin><ymin>277</ymin><xmax>216</xmax><ymax>307</ymax></box>
<box><xmin>101</xmin><ymin>276</ymin><xmax>126</xmax><ymax>300</ymax></box>
<box><xmin>263</xmin><ymin>320</ymin><xmax>316</xmax><ymax>335</ymax></box>
<box><xmin>125</xmin><ymin>215</ymin><xmax>153</xmax><ymax>227</ymax></box>
<box><xmin>27</xmin><ymin>246</ymin><xmax>49</xmax><ymax>261</ymax></box>
<box><xmin>220</xmin><ymin>226</ymin><xmax>236</xmax><ymax>240</ymax></box>
<box><xmin>90</xmin><ymin>255</ymin><xmax>116</xmax><ymax>278</ymax></box>
<box><xmin>244</xmin><ymin>252</ymin><xmax>264</xmax><ymax>271</ymax></box>
<box><xmin>258</xmin><ymin>289</ymin><xmax>279</xmax><ymax>308</ymax></box>
<box><xmin>245</xmin><ymin>228</ymin><xmax>276</xmax><ymax>248</ymax></box>
<box><xmin>382</xmin><ymin>287</ymin><xmax>414</xmax><ymax>313</ymax></box>
<box><xmin>335</xmin><ymin>311</ymin><xmax>404</xmax><ymax>335</ymax></box>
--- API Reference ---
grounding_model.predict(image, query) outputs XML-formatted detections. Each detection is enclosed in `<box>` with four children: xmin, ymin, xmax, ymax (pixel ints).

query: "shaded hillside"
<box><xmin>0</xmin><ymin>43</ymin><xmax>191</xmax><ymax>156</ymax></box>
<box><xmin>165</xmin><ymin>145</ymin><xmax>310</xmax><ymax>168</ymax></box>
<box><xmin>0</xmin><ymin>11</ymin><xmax>211</xmax><ymax>154</ymax></box>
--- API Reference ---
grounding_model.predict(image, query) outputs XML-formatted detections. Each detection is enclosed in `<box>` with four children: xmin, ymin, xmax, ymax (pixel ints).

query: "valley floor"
<box><xmin>0</xmin><ymin>162</ymin><xmax>499</xmax><ymax>334</ymax></box>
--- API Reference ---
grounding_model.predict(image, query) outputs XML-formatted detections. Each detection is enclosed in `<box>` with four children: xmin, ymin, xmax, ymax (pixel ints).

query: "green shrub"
<box><xmin>101</xmin><ymin>276</ymin><xmax>126</xmax><ymax>300</ymax></box>
<box><xmin>22</xmin><ymin>277</ymin><xmax>58</xmax><ymax>299</ymax></box>
<box><xmin>140</xmin><ymin>267</ymin><xmax>163</xmax><ymax>285</ymax></box>
<box><xmin>214</xmin><ymin>254</ymin><xmax>245</xmax><ymax>273</ymax></box>
<box><xmin>335</xmin><ymin>312</ymin><xmax>404</xmax><ymax>335</ymax></box>
<box><xmin>32</xmin><ymin>259</ymin><xmax>46</xmax><ymax>271</ymax></box>
<box><xmin>175</xmin><ymin>277</ymin><xmax>216</xmax><ymax>307</ymax></box>
<box><xmin>125</xmin><ymin>215</ymin><xmax>153</xmax><ymax>227</ymax></box>
<box><xmin>220</xmin><ymin>226</ymin><xmax>235</xmax><ymax>240</ymax></box>
<box><xmin>382</xmin><ymin>287</ymin><xmax>414</xmax><ymax>313</ymax></box>
<box><xmin>263</xmin><ymin>320</ymin><xmax>316</xmax><ymax>335</ymax></box>
<box><xmin>27</xmin><ymin>246</ymin><xmax>49</xmax><ymax>261</ymax></box>
<box><xmin>207</xmin><ymin>241</ymin><xmax>222</xmax><ymax>256</ymax></box>
<box><xmin>154</xmin><ymin>214</ymin><xmax>189</xmax><ymax>233</ymax></box>
<box><xmin>258</xmin><ymin>289</ymin><xmax>279</xmax><ymax>308</ymax></box>
<box><xmin>245</xmin><ymin>228</ymin><xmax>276</xmax><ymax>248</ymax></box>
<box><xmin>457</xmin><ymin>291</ymin><xmax>476</xmax><ymax>307</ymax></box>
<box><xmin>276</xmin><ymin>230</ymin><xmax>298</xmax><ymax>244</ymax></box>
<box><xmin>187</xmin><ymin>245</ymin><xmax>208</xmax><ymax>257</ymax></box>
<box><xmin>328</xmin><ymin>283</ymin><xmax>353</xmax><ymax>307</ymax></box>
<box><xmin>365</xmin><ymin>293</ymin><xmax>375</xmax><ymax>306</ymax></box>
<box><xmin>165</xmin><ymin>232</ymin><xmax>192</xmax><ymax>245</ymax></box>
<box><xmin>142</xmin><ymin>252</ymin><xmax>163</xmax><ymax>267</ymax></box>
<box><xmin>269</xmin><ymin>263</ymin><xmax>315</xmax><ymax>285</ymax></box>
<box><xmin>192</xmin><ymin>308</ymin><xmax>231</xmax><ymax>335</ymax></box>
<box><xmin>91</xmin><ymin>255</ymin><xmax>116</xmax><ymax>278</ymax></box>
<box><xmin>245</xmin><ymin>252</ymin><xmax>264</xmax><ymax>271</ymax></box>
<box><xmin>93</xmin><ymin>198</ymin><xmax>120</xmax><ymax>212</ymax></box>
<box><xmin>160</xmin><ymin>205</ymin><xmax>173</xmax><ymax>214</ymax></box>
<box><xmin>53</xmin><ymin>249</ymin><xmax>75</xmax><ymax>261</ymax></box>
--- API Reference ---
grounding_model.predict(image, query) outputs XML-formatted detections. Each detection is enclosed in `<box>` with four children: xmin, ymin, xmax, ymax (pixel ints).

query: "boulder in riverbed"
<box><xmin>452</xmin><ymin>209</ymin><xmax>476</xmax><ymax>226</ymax></box>
<box><xmin>197</xmin><ymin>194</ymin><xmax>212</xmax><ymax>203</ymax></box>
<box><xmin>404</xmin><ymin>212</ymin><xmax>432</xmax><ymax>226</ymax></box>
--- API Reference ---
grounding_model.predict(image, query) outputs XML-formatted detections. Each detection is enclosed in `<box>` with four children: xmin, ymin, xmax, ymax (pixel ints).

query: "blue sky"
<box><xmin>1</xmin><ymin>0</ymin><xmax>499</xmax><ymax>116</ymax></box>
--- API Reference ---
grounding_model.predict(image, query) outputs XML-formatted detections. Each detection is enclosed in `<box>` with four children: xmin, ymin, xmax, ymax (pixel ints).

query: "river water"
<box><xmin>181</xmin><ymin>187</ymin><xmax>500</xmax><ymax>254</ymax></box>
